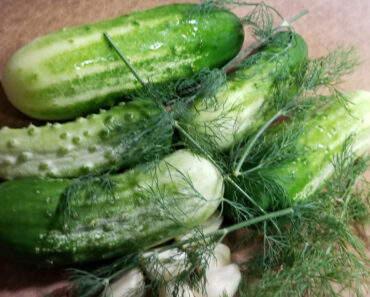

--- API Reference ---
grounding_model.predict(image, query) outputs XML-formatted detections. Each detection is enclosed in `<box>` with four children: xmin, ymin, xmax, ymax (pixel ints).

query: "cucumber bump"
<box><xmin>0</xmin><ymin>150</ymin><xmax>223</xmax><ymax>265</ymax></box>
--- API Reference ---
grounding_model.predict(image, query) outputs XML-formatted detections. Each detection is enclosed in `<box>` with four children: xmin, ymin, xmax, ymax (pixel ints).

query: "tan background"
<box><xmin>0</xmin><ymin>0</ymin><xmax>369</xmax><ymax>296</ymax></box>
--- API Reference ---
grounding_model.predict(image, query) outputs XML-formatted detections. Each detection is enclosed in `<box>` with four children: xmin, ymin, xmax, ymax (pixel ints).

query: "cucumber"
<box><xmin>185</xmin><ymin>31</ymin><xmax>308</xmax><ymax>150</ymax></box>
<box><xmin>0</xmin><ymin>150</ymin><xmax>223</xmax><ymax>265</ymax></box>
<box><xmin>0</xmin><ymin>99</ymin><xmax>172</xmax><ymax>180</ymax></box>
<box><xmin>274</xmin><ymin>90</ymin><xmax>370</xmax><ymax>202</ymax></box>
<box><xmin>225</xmin><ymin>90</ymin><xmax>370</xmax><ymax>211</ymax></box>
<box><xmin>2</xmin><ymin>4</ymin><xmax>244</xmax><ymax>120</ymax></box>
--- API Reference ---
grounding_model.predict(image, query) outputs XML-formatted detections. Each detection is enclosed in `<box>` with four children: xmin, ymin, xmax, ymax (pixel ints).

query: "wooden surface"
<box><xmin>0</xmin><ymin>1</ymin><xmax>369</xmax><ymax>296</ymax></box>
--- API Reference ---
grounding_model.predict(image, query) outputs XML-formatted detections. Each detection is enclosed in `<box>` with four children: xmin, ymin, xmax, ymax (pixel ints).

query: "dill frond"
<box><xmin>239</xmin><ymin>137</ymin><xmax>370</xmax><ymax>297</ymax></box>
<box><xmin>66</xmin><ymin>252</ymin><xmax>143</xmax><ymax>297</ymax></box>
<box><xmin>57</xmin><ymin>173</ymin><xmax>117</xmax><ymax>227</ymax></box>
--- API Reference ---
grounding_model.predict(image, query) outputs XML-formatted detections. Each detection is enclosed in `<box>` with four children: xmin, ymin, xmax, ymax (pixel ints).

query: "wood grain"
<box><xmin>0</xmin><ymin>1</ymin><xmax>369</xmax><ymax>296</ymax></box>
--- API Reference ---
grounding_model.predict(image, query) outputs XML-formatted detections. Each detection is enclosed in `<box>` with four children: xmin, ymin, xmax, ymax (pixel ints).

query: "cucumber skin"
<box><xmin>0</xmin><ymin>150</ymin><xmax>223</xmax><ymax>265</ymax></box>
<box><xmin>2</xmin><ymin>4</ymin><xmax>244</xmax><ymax>120</ymax></box>
<box><xmin>226</xmin><ymin>90</ymin><xmax>370</xmax><ymax>211</ymax></box>
<box><xmin>187</xmin><ymin>31</ymin><xmax>308</xmax><ymax>150</ymax></box>
<box><xmin>275</xmin><ymin>90</ymin><xmax>370</xmax><ymax>202</ymax></box>
<box><xmin>0</xmin><ymin>99</ymin><xmax>171</xmax><ymax>180</ymax></box>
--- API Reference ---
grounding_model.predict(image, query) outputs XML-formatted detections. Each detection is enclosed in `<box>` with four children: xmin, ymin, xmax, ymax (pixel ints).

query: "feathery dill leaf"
<box><xmin>239</xmin><ymin>138</ymin><xmax>370</xmax><ymax>297</ymax></box>
<box><xmin>66</xmin><ymin>252</ymin><xmax>143</xmax><ymax>297</ymax></box>
<box><xmin>108</xmin><ymin>108</ymin><xmax>173</xmax><ymax>168</ymax></box>
<box><xmin>57</xmin><ymin>173</ymin><xmax>117</xmax><ymax>226</ymax></box>
<box><xmin>243</xmin><ymin>2</ymin><xmax>274</xmax><ymax>39</ymax></box>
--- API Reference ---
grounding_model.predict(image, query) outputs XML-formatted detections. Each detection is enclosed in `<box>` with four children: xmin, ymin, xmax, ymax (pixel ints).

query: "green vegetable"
<box><xmin>0</xmin><ymin>99</ymin><xmax>172</xmax><ymax>180</ymax></box>
<box><xmin>226</xmin><ymin>90</ymin><xmax>370</xmax><ymax>211</ymax></box>
<box><xmin>185</xmin><ymin>31</ymin><xmax>308</xmax><ymax>150</ymax></box>
<box><xmin>0</xmin><ymin>150</ymin><xmax>223</xmax><ymax>265</ymax></box>
<box><xmin>276</xmin><ymin>90</ymin><xmax>370</xmax><ymax>202</ymax></box>
<box><xmin>2</xmin><ymin>4</ymin><xmax>244</xmax><ymax>120</ymax></box>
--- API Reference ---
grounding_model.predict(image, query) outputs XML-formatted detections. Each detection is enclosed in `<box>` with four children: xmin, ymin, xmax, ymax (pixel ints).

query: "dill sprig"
<box><xmin>67</xmin><ymin>252</ymin><xmax>143</xmax><ymax>297</ymax></box>
<box><xmin>239</xmin><ymin>138</ymin><xmax>370</xmax><ymax>297</ymax></box>
<box><xmin>57</xmin><ymin>173</ymin><xmax>117</xmax><ymax>226</ymax></box>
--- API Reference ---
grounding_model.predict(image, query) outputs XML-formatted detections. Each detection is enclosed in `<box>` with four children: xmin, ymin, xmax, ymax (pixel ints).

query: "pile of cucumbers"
<box><xmin>0</xmin><ymin>2</ymin><xmax>369</xmax><ymax>279</ymax></box>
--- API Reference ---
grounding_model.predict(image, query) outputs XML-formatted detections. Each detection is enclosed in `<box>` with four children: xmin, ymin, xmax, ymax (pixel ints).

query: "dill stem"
<box><xmin>225</xmin><ymin>175</ymin><xmax>266</xmax><ymax>213</ymax></box>
<box><xmin>152</xmin><ymin>207</ymin><xmax>293</xmax><ymax>256</ymax></box>
<box><xmin>222</xmin><ymin>9</ymin><xmax>308</xmax><ymax>71</ymax></box>
<box><xmin>233</xmin><ymin>110</ymin><xmax>283</xmax><ymax>176</ymax></box>
<box><xmin>222</xmin><ymin>207</ymin><xmax>293</xmax><ymax>233</ymax></box>
<box><xmin>103</xmin><ymin>32</ymin><xmax>146</xmax><ymax>87</ymax></box>
<box><xmin>240</xmin><ymin>164</ymin><xmax>263</xmax><ymax>175</ymax></box>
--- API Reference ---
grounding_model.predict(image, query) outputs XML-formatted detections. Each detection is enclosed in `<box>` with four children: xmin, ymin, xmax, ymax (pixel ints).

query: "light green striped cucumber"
<box><xmin>0</xmin><ymin>150</ymin><xmax>223</xmax><ymax>265</ymax></box>
<box><xmin>0</xmin><ymin>99</ymin><xmax>172</xmax><ymax>180</ymax></box>
<box><xmin>2</xmin><ymin>4</ymin><xmax>244</xmax><ymax>120</ymax></box>
<box><xmin>185</xmin><ymin>31</ymin><xmax>308</xmax><ymax>150</ymax></box>
<box><xmin>274</xmin><ymin>90</ymin><xmax>370</xmax><ymax>202</ymax></box>
<box><xmin>225</xmin><ymin>90</ymin><xmax>370</xmax><ymax>212</ymax></box>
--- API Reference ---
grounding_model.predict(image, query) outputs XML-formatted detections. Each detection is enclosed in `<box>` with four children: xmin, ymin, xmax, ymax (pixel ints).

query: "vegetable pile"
<box><xmin>0</xmin><ymin>1</ymin><xmax>369</xmax><ymax>297</ymax></box>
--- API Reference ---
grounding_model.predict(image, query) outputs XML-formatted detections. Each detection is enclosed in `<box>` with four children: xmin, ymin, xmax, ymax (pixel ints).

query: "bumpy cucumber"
<box><xmin>185</xmin><ymin>31</ymin><xmax>308</xmax><ymax>150</ymax></box>
<box><xmin>0</xmin><ymin>99</ymin><xmax>171</xmax><ymax>180</ymax></box>
<box><xmin>2</xmin><ymin>4</ymin><xmax>244</xmax><ymax>120</ymax></box>
<box><xmin>226</xmin><ymin>90</ymin><xmax>370</xmax><ymax>211</ymax></box>
<box><xmin>0</xmin><ymin>150</ymin><xmax>223</xmax><ymax>265</ymax></box>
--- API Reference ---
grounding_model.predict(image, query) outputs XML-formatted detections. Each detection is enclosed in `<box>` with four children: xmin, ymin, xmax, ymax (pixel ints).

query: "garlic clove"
<box><xmin>111</xmin><ymin>268</ymin><xmax>144</xmax><ymax>297</ymax></box>
<box><xmin>193</xmin><ymin>264</ymin><xmax>241</xmax><ymax>297</ymax></box>
<box><xmin>206</xmin><ymin>243</ymin><xmax>231</xmax><ymax>273</ymax></box>
<box><xmin>159</xmin><ymin>284</ymin><xmax>195</xmax><ymax>297</ymax></box>
<box><xmin>144</xmin><ymin>248</ymin><xmax>188</xmax><ymax>281</ymax></box>
<box><xmin>176</xmin><ymin>211</ymin><xmax>223</xmax><ymax>242</ymax></box>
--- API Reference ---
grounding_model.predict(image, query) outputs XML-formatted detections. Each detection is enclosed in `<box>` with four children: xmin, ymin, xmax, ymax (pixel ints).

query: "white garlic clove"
<box><xmin>159</xmin><ymin>284</ymin><xmax>195</xmax><ymax>297</ymax></box>
<box><xmin>111</xmin><ymin>268</ymin><xmax>144</xmax><ymax>297</ymax></box>
<box><xmin>176</xmin><ymin>211</ymin><xmax>223</xmax><ymax>242</ymax></box>
<box><xmin>206</xmin><ymin>243</ymin><xmax>231</xmax><ymax>273</ymax></box>
<box><xmin>193</xmin><ymin>264</ymin><xmax>241</xmax><ymax>297</ymax></box>
<box><xmin>144</xmin><ymin>248</ymin><xmax>188</xmax><ymax>281</ymax></box>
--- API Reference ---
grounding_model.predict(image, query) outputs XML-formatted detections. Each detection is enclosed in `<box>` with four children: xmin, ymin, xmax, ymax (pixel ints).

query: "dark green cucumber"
<box><xmin>0</xmin><ymin>99</ymin><xmax>172</xmax><ymax>179</ymax></box>
<box><xmin>186</xmin><ymin>31</ymin><xmax>308</xmax><ymax>150</ymax></box>
<box><xmin>0</xmin><ymin>150</ymin><xmax>223</xmax><ymax>265</ymax></box>
<box><xmin>226</xmin><ymin>90</ymin><xmax>370</xmax><ymax>211</ymax></box>
<box><xmin>2</xmin><ymin>4</ymin><xmax>244</xmax><ymax>120</ymax></box>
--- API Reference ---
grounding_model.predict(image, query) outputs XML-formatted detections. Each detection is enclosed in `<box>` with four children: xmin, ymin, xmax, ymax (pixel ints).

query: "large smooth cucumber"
<box><xmin>2</xmin><ymin>4</ymin><xmax>244</xmax><ymax>120</ymax></box>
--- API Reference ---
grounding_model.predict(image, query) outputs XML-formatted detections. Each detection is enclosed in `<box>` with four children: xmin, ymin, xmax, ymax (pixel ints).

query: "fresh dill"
<box><xmin>57</xmin><ymin>173</ymin><xmax>117</xmax><ymax>226</ymax></box>
<box><xmin>239</xmin><ymin>146</ymin><xmax>370</xmax><ymax>297</ymax></box>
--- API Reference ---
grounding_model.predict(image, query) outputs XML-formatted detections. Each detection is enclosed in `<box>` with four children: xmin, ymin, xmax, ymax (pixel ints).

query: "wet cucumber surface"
<box><xmin>2</xmin><ymin>4</ymin><xmax>244</xmax><ymax>120</ymax></box>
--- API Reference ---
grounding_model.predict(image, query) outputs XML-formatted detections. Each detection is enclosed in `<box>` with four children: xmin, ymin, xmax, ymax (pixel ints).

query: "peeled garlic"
<box><xmin>206</xmin><ymin>243</ymin><xmax>231</xmax><ymax>272</ymax></box>
<box><xmin>176</xmin><ymin>211</ymin><xmax>223</xmax><ymax>242</ymax></box>
<box><xmin>159</xmin><ymin>284</ymin><xmax>195</xmax><ymax>297</ymax></box>
<box><xmin>111</xmin><ymin>268</ymin><xmax>144</xmax><ymax>297</ymax></box>
<box><xmin>193</xmin><ymin>264</ymin><xmax>241</xmax><ymax>297</ymax></box>
<box><xmin>144</xmin><ymin>248</ymin><xmax>188</xmax><ymax>281</ymax></box>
